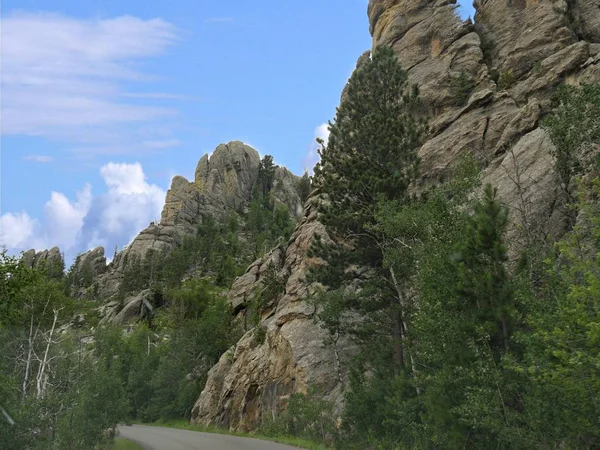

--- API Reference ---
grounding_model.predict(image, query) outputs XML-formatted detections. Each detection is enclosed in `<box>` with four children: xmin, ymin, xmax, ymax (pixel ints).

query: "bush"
<box><xmin>450</xmin><ymin>71</ymin><xmax>476</xmax><ymax>106</ymax></box>
<box><xmin>497</xmin><ymin>70</ymin><xmax>516</xmax><ymax>90</ymax></box>
<box><xmin>260</xmin><ymin>389</ymin><xmax>337</xmax><ymax>445</ymax></box>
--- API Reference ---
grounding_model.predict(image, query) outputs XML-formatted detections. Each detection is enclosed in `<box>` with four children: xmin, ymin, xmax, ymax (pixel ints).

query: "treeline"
<box><xmin>0</xmin><ymin>254</ymin><xmax>127</xmax><ymax>449</ymax></box>
<box><xmin>288</xmin><ymin>47</ymin><xmax>600</xmax><ymax>449</ymax></box>
<box><xmin>0</xmin><ymin>254</ymin><xmax>238</xmax><ymax>449</ymax></box>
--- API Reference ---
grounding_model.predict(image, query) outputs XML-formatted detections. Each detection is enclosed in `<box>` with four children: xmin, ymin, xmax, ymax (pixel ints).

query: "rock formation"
<box><xmin>99</xmin><ymin>289</ymin><xmax>155</xmax><ymax>326</ymax></box>
<box><xmin>192</xmin><ymin>0</ymin><xmax>600</xmax><ymax>432</ymax></box>
<box><xmin>73</xmin><ymin>247</ymin><xmax>108</xmax><ymax>278</ymax></box>
<box><xmin>94</xmin><ymin>141</ymin><xmax>302</xmax><ymax>301</ymax></box>
<box><xmin>22</xmin><ymin>247</ymin><xmax>64</xmax><ymax>278</ymax></box>
<box><xmin>191</xmin><ymin>196</ymin><xmax>353</xmax><ymax>431</ymax></box>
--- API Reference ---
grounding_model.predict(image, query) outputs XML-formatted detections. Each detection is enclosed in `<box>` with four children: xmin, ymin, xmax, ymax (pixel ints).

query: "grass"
<box><xmin>114</xmin><ymin>437</ymin><xmax>144</xmax><ymax>450</ymax></box>
<box><xmin>133</xmin><ymin>419</ymin><xmax>331</xmax><ymax>450</ymax></box>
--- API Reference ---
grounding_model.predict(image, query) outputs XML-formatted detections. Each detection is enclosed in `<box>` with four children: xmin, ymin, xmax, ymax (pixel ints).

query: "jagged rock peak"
<box><xmin>161</xmin><ymin>141</ymin><xmax>261</xmax><ymax>227</ymax></box>
<box><xmin>22</xmin><ymin>247</ymin><xmax>64</xmax><ymax>277</ymax></box>
<box><xmin>73</xmin><ymin>247</ymin><xmax>107</xmax><ymax>278</ymax></box>
<box><xmin>94</xmin><ymin>141</ymin><xmax>303</xmax><ymax>301</ymax></box>
<box><xmin>161</xmin><ymin>141</ymin><xmax>302</xmax><ymax>227</ymax></box>
<box><xmin>194</xmin><ymin>141</ymin><xmax>261</xmax><ymax>211</ymax></box>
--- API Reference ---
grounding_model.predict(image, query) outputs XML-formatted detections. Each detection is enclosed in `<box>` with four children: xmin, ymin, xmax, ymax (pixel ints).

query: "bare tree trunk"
<box><xmin>22</xmin><ymin>314</ymin><xmax>35</xmax><ymax>400</ymax></box>
<box><xmin>389</xmin><ymin>267</ymin><xmax>421</xmax><ymax>395</ymax></box>
<box><xmin>391</xmin><ymin>308</ymin><xmax>405</xmax><ymax>377</ymax></box>
<box><xmin>36</xmin><ymin>309</ymin><xmax>59</xmax><ymax>399</ymax></box>
<box><xmin>0</xmin><ymin>405</ymin><xmax>15</xmax><ymax>425</ymax></box>
<box><xmin>331</xmin><ymin>332</ymin><xmax>344</xmax><ymax>387</ymax></box>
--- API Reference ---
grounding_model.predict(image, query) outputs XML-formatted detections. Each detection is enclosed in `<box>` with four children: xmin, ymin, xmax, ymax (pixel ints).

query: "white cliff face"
<box><xmin>192</xmin><ymin>0</ymin><xmax>600</xmax><ymax>432</ymax></box>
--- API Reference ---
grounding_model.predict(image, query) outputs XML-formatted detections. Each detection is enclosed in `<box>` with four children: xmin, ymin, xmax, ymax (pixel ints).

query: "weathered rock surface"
<box><xmin>73</xmin><ymin>247</ymin><xmax>107</xmax><ymax>278</ymax></box>
<box><xmin>99</xmin><ymin>289</ymin><xmax>154</xmax><ymax>326</ymax></box>
<box><xmin>93</xmin><ymin>142</ymin><xmax>302</xmax><ymax>301</ymax></box>
<box><xmin>193</xmin><ymin>0</ymin><xmax>600</xmax><ymax>433</ymax></box>
<box><xmin>192</xmin><ymin>199</ymin><xmax>352</xmax><ymax>431</ymax></box>
<box><xmin>22</xmin><ymin>247</ymin><xmax>64</xmax><ymax>277</ymax></box>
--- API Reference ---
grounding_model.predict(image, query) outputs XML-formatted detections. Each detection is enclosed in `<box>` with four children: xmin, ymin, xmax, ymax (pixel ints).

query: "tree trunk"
<box><xmin>36</xmin><ymin>309</ymin><xmax>59</xmax><ymax>399</ymax></box>
<box><xmin>391</xmin><ymin>308</ymin><xmax>405</xmax><ymax>376</ymax></box>
<box><xmin>22</xmin><ymin>314</ymin><xmax>35</xmax><ymax>400</ymax></box>
<box><xmin>389</xmin><ymin>267</ymin><xmax>420</xmax><ymax>395</ymax></box>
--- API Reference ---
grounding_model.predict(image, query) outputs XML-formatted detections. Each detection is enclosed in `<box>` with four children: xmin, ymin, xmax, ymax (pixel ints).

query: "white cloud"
<box><xmin>0</xmin><ymin>162</ymin><xmax>165</xmax><ymax>266</ymax></box>
<box><xmin>96</xmin><ymin>162</ymin><xmax>165</xmax><ymax>237</ymax></box>
<box><xmin>304</xmin><ymin>123</ymin><xmax>330</xmax><ymax>172</ymax></box>
<box><xmin>43</xmin><ymin>185</ymin><xmax>92</xmax><ymax>250</ymax></box>
<box><xmin>23</xmin><ymin>155</ymin><xmax>54</xmax><ymax>163</ymax></box>
<box><xmin>1</xmin><ymin>11</ymin><xmax>182</xmax><ymax>155</ymax></box>
<box><xmin>0</xmin><ymin>212</ymin><xmax>39</xmax><ymax>249</ymax></box>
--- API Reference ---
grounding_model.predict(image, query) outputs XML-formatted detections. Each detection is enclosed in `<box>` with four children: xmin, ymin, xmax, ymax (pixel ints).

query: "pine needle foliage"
<box><xmin>311</xmin><ymin>44</ymin><xmax>427</xmax><ymax>287</ymax></box>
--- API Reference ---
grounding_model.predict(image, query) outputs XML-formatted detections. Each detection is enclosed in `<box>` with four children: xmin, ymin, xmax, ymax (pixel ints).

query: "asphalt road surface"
<box><xmin>118</xmin><ymin>425</ymin><xmax>303</xmax><ymax>450</ymax></box>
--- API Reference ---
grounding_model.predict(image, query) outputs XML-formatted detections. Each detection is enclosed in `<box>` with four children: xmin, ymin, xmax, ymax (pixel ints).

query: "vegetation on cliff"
<box><xmin>306</xmin><ymin>46</ymin><xmax>600</xmax><ymax>449</ymax></box>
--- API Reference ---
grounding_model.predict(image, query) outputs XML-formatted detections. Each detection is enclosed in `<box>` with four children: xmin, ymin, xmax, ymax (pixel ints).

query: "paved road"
<box><xmin>118</xmin><ymin>425</ymin><xmax>302</xmax><ymax>450</ymax></box>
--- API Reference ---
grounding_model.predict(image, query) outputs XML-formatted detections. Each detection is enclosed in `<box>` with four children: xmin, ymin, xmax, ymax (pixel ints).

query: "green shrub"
<box><xmin>479</xmin><ymin>33</ymin><xmax>495</xmax><ymax>64</ymax></box>
<box><xmin>450</xmin><ymin>71</ymin><xmax>476</xmax><ymax>106</ymax></box>
<box><xmin>497</xmin><ymin>69</ymin><xmax>516</xmax><ymax>90</ymax></box>
<box><xmin>253</xmin><ymin>325</ymin><xmax>267</xmax><ymax>345</ymax></box>
<box><xmin>260</xmin><ymin>389</ymin><xmax>337</xmax><ymax>445</ymax></box>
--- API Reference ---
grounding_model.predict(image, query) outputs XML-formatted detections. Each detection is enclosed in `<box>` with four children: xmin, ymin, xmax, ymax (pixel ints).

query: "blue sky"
<box><xmin>0</xmin><ymin>0</ymin><xmax>475</xmax><ymax>266</ymax></box>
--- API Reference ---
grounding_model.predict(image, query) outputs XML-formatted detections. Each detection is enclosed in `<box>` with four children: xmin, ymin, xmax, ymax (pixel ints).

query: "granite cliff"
<box><xmin>190</xmin><ymin>0</ymin><xmax>600</xmax><ymax>432</ymax></box>
<box><xmin>66</xmin><ymin>141</ymin><xmax>302</xmax><ymax>321</ymax></box>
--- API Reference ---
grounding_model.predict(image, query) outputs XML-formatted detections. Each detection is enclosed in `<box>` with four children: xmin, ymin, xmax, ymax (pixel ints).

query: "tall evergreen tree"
<box><xmin>257</xmin><ymin>155</ymin><xmax>276</xmax><ymax>201</ymax></box>
<box><xmin>456</xmin><ymin>183</ymin><xmax>513</xmax><ymax>357</ymax></box>
<box><xmin>310</xmin><ymin>45</ymin><xmax>427</xmax><ymax>376</ymax></box>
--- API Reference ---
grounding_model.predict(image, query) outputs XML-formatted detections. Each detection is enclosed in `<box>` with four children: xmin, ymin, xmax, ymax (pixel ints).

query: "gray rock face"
<box><xmin>192</xmin><ymin>198</ymin><xmax>352</xmax><ymax>431</ymax></box>
<box><xmin>99</xmin><ymin>289</ymin><xmax>154</xmax><ymax>326</ymax></box>
<box><xmin>193</xmin><ymin>0</ymin><xmax>600</xmax><ymax>433</ymax></box>
<box><xmin>572</xmin><ymin>0</ymin><xmax>600</xmax><ymax>43</ymax></box>
<box><xmin>95</xmin><ymin>142</ymin><xmax>302</xmax><ymax>301</ymax></box>
<box><xmin>22</xmin><ymin>247</ymin><xmax>64</xmax><ymax>277</ymax></box>
<box><xmin>194</xmin><ymin>141</ymin><xmax>261</xmax><ymax>213</ymax></box>
<box><xmin>73</xmin><ymin>247</ymin><xmax>107</xmax><ymax>278</ymax></box>
<box><xmin>474</xmin><ymin>0</ymin><xmax>576</xmax><ymax>78</ymax></box>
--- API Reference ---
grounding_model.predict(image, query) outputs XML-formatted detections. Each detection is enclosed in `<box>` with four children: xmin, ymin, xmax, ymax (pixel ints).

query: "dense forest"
<box><xmin>1</xmin><ymin>45</ymin><xmax>600</xmax><ymax>450</ymax></box>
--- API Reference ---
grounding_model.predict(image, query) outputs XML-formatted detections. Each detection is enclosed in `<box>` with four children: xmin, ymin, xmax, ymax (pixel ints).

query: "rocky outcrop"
<box><xmin>22</xmin><ymin>247</ymin><xmax>64</xmax><ymax>278</ymax></box>
<box><xmin>369</xmin><ymin>0</ymin><xmax>599</xmax><ymax>243</ymax></box>
<box><xmin>193</xmin><ymin>0</ymin><xmax>600</xmax><ymax>433</ymax></box>
<box><xmin>193</xmin><ymin>141</ymin><xmax>261</xmax><ymax>213</ymax></box>
<box><xmin>192</xmin><ymin>198</ymin><xmax>353</xmax><ymax>431</ymax></box>
<box><xmin>94</xmin><ymin>142</ymin><xmax>302</xmax><ymax>301</ymax></box>
<box><xmin>99</xmin><ymin>289</ymin><xmax>154</xmax><ymax>326</ymax></box>
<box><xmin>73</xmin><ymin>247</ymin><xmax>107</xmax><ymax>278</ymax></box>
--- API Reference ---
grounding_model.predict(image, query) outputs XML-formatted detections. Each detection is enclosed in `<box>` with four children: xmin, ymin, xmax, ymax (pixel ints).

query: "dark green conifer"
<box><xmin>310</xmin><ymin>45</ymin><xmax>427</xmax><ymax>375</ymax></box>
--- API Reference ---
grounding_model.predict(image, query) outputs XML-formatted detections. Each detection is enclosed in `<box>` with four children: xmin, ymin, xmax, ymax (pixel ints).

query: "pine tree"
<box><xmin>456</xmin><ymin>183</ymin><xmax>513</xmax><ymax>357</ymax></box>
<box><xmin>310</xmin><ymin>45</ymin><xmax>427</xmax><ymax>376</ymax></box>
<box><xmin>298</xmin><ymin>170</ymin><xmax>311</xmax><ymax>203</ymax></box>
<box><xmin>256</xmin><ymin>155</ymin><xmax>276</xmax><ymax>201</ymax></box>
